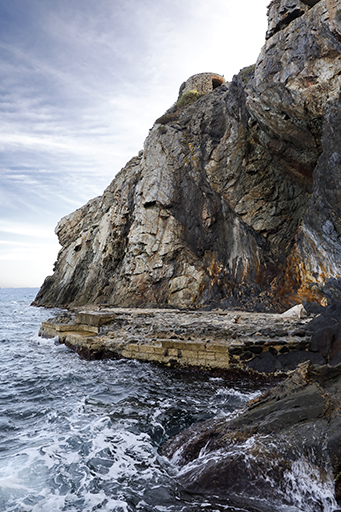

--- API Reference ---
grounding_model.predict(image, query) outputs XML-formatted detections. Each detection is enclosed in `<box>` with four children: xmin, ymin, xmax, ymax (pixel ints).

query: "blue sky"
<box><xmin>0</xmin><ymin>0</ymin><xmax>269</xmax><ymax>287</ymax></box>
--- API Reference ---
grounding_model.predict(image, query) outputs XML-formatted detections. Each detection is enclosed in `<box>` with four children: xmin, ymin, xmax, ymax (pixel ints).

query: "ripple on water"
<box><xmin>0</xmin><ymin>289</ymin><xmax>338</xmax><ymax>512</ymax></box>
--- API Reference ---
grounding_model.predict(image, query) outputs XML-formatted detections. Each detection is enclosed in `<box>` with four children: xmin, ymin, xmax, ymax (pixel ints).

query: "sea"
<box><xmin>0</xmin><ymin>288</ymin><xmax>339</xmax><ymax>512</ymax></box>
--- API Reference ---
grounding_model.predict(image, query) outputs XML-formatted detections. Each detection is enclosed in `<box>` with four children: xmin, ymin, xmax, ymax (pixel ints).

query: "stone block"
<box><xmin>75</xmin><ymin>311</ymin><xmax>116</xmax><ymax>327</ymax></box>
<box><xmin>205</xmin><ymin>354</ymin><xmax>216</xmax><ymax>361</ymax></box>
<box><xmin>76</xmin><ymin>324</ymin><xmax>99</xmax><ymax>334</ymax></box>
<box><xmin>168</xmin><ymin>348</ymin><xmax>180</xmax><ymax>357</ymax></box>
<box><xmin>128</xmin><ymin>344</ymin><xmax>139</xmax><ymax>352</ymax></box>
<box><xmin>206</xmin><ymin>343</ymin><xmax>229</xmax><ymax>353</ymax></box>
<box><xmin>213</xmin><ymin>360</ymin><xmax>230</xmax><ymax>369</ymax></box>
<box><xmin>153</xmin><ymin>347</ymin><xmax>166</xmax><ymax>355</ymax></box>
<box><xmin>138</xmin><ymin>353</ymin><xmax>160</xmax><ymax>362</ymax></box>
<box><xmin>139</xmin><ymin>346</ymin><xmax>156</xmax><ymax>354</ymax></box>
<box><xmin>196</xmin><ymin>357</ymin><xmax>211</xmax><ymax>365</ymax></box>
<box><xmin>64</xmin><ymin>331</ymin><xmax>95</xmax><ymax>342</ymax></box>
<box><xmin>216</xmin><ymin>354</ymin><xmax>229</xmax><ymax>362</ymax></box>
<box><xmin>162</xmin><ymin>339</ymin><xmax>206</xmax><ymax>351</ymax></box>
<box><xmin>39</xmin><ymin>322</ymin><xmax>58</xmax><ymax>338</ymax></box>
<box><xmin>181</xmin><ymin>350</ymin><xmax>199</xmax><ymax>359</ymax></box>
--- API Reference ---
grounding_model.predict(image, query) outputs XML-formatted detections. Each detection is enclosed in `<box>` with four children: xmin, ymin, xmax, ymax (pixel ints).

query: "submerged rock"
<box><xmin>162</xmin><ymin>361</ymin><xmax>341</xmax><ymax>509</ymax></box>
<box><xmin>34</xmin><ymin>0</ymin><xmax>341</xmax><ymax>311</ymax></box>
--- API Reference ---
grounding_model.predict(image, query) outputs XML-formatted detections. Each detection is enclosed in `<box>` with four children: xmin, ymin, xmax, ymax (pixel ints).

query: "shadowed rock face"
<box><xmin>34</xmin><ymin>0</ymin><xmax>341</xmax><ymax>310</ymax></box>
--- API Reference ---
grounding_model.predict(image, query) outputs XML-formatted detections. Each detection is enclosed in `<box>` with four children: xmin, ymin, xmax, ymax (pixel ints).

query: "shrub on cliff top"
<box><xmin>175</xmin><ymin>89</ymin><xmax>205</xmax><ymax>107</ymax></box>
<box><xmin>238</xmin><ymin>64</ymin><xmax>256</xmax><ymax>84</ymax></box>
<box><xmin>155</xmin><ymin>90</ymin><xmax>205</xmax><ymax>126</ymax></box>
<box><xmin>155</xmin><ymin>111</ymin><xmax>178</xmax><ymax>125</ymax></box>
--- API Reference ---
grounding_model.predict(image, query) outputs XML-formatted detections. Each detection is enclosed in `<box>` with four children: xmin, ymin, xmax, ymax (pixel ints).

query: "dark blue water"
<box><xmin>0</xmin><ymin>288</ymin><xmax>265</xmax><ymax>512</ymax></box>
<box><xmin>0</xmin><ymin>289</ymin><xmax>338</xmax><ymax>512</ymax></box>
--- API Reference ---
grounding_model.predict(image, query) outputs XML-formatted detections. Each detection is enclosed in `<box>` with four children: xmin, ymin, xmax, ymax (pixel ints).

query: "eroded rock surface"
<box><xmin>162</xmin><ymin>361</ymin><xmax>341</xmax><ymax>509</ymax></box>
<box><xmin>34</xmin><ymin>0</ymin><xmax>341</xmax><ymax>311</ymax></box>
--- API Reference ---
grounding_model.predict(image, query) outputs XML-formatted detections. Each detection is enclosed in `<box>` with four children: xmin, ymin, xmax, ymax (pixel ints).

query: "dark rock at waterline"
<box><xmin>307</xmin><ymin>302</ymin><xmax>341</xmax><ymax>333</ymax></box>
<box><xmin>162</xmin><ymin>362</ymin><xmax>341</xmax><ymax>508</ymax></box>
<box><xmin>307</xmin><ymin>302</ymin><xmax>341</xmax><ymax>365</ymax></box>
<box><xmin>247</xmin><ymin>348</ymin><xmax>326</xmax><ymax>373</ymax></box>
<box><xmin>247</xmin><ymin>350</ymin><xmax>282</xmax><ymax>373</ymax></box>
<box><xmin>245</xmin><ymin>302</ymin><xmax>341</xmax><ymax>373</ymax></box>
<box><xmin>277</xmin><ymin>349</ymin><xmax>326</xmax><ymax>368</ymax></box>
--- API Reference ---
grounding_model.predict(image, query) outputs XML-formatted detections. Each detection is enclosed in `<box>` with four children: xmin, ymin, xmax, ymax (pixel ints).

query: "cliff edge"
<box><xmin>34</xmin><ymin>0</ymin><xmax>341</xmax><ymax>311</ymax></box>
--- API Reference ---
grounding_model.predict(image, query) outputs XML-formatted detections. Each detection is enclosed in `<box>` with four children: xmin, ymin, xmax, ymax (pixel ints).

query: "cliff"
<box><xmin>34</xmin><ymin>0</ymin><xmax>341</xmax><ymax>311</ymax></box>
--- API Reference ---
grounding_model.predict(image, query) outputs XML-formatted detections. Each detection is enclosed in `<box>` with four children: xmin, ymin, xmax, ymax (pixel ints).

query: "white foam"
<box><xmin>213</xmin><ymin>386</ymin><xmax>262</xmax><ymax>401</ymax></box>
<box><xmin>282</xmin><ymin>457</ymin><xmax>338</xmax><ymax>512</ymax></box>
<box><xmin>173</xmin><ymin>434</ymin><xmax>339</xmax><ymax>512</ymax></box>
<box><xmin>82</xmin><ymin>491</ymin><xmax>129</xmax><ymax>512</ymax></box>
<box><xmin>0</xmin><ymin>474</ymin><xmax>26</xmax><ymax>490</ymax></box>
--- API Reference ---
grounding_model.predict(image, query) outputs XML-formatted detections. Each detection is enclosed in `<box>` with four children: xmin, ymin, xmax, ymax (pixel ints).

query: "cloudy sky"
<box><xmin>0</xmin><ymin>0</ymin><xmax>269</xmax><ymax>288</ymax></box>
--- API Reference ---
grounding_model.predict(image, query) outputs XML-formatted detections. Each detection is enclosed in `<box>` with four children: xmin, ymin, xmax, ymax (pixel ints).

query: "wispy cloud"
<box><xmin>0</xmin><ymin>220</ymin><xmax>57</xmax><ymax>239</ymax></box>
<box><xmin>0</xmin><ymin>0</ymin><xmax>269</xmax><ymax>286</ymax></box>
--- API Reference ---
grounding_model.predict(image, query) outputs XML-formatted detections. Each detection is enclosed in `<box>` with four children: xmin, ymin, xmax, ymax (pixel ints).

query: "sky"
<box><xmin>0</xmin><ymin>0</ymin><xmax>269</xmax><ymax>288</ymax></box>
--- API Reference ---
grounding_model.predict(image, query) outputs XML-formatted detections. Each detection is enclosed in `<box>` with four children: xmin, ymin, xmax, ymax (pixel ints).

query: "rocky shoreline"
<box><xmin>39</xmin><ymin>302</ymin><xmax>341</xmax><ymax>508</ymax></box>
<box><xmin>34</xmin><ymin>0</ymin><xmax>341</xmax><ymax>506</ymax></box>
<box><xmin>40</xmin><ymin>303</ymin><xmax>321</xmax><ymax>374</ymax></box>
<box><xmin>162</xmin><ymin>360</ymin><xmax>341</xmax><ymax>510</ymax></box>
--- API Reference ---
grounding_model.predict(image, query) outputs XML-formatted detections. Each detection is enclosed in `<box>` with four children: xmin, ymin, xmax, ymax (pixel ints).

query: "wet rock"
<box><xmin>248</xmin><ymin>351</ymin><xmax>282</xmax><ymax>373</ymax></box>
<box><xmin>310</xmin><ymin>327</ymin><xmax>335</xmax><ymax>358</ymax></box>
<box><xmin>307</xmin><ymin>302</ymin><xmax>341</xmax><ymax>365</ymax></box>
<box><xmin>277</xmin><ymin>349</ymin><xmax>325</xmax><ymax>369</ymax></box>
<box><xmin>329</xmin><ymin>333</ymin><xmax>341</xmax><ymax>366</ymax></box>
<box><xmin>162</xmin><ymin>362</ymin><xmax>341</xmax><ymax>508</ymax></box>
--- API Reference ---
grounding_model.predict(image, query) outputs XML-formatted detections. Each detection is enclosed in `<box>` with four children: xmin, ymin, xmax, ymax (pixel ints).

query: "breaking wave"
<box><xmin>0</xmin><ymin>288</ymin><xmax>338</xmax><ymax>511</ymax></box>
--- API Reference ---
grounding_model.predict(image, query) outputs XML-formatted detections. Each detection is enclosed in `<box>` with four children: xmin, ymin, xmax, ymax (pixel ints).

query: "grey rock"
<box><xmin>33</xmin><ymin>0</ymin><xmax>341</xmax><ymax>314</ymax></box>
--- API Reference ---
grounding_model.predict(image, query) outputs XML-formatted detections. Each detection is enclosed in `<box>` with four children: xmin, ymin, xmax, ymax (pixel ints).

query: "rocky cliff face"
<box><xmin>34</xmin><ymin>0</ymin><xmax>341</xmax><ymax>310</ymax></box>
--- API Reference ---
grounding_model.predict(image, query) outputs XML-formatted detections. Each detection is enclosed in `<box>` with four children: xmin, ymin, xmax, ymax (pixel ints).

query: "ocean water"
<box><xmin>0</xmin><ymin>288</ymin><xmax>338</xmax><ymax>512</ymax></box>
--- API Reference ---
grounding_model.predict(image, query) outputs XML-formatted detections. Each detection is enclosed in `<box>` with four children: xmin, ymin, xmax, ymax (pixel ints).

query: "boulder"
<box><xmin>308</xmin><ymin>302</ymin><xmax>341</xmax><ymax>365</ymax></box>
<box><xmin>280</xmin><ymin>303</ymin><xmax>307</xmax><ymax>319</ymax></box>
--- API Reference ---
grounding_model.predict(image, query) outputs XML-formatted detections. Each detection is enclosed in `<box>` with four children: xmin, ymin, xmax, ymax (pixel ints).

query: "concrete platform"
<box><xmin>39</xmin><ymin>305</ymin><xmax>316</xmax><ymax>374</ymax></box>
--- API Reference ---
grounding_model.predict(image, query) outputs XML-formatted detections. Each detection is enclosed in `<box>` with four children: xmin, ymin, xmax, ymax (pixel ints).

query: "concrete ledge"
<box><xmin>38</xmin><ymin>306</ymin><xmax>317</xmax><ymax>374</ymax></box>
<box><xmin>39</xmin><ymin>321</ymin><xmax>99</xmax><ymax>336</ymax></box>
